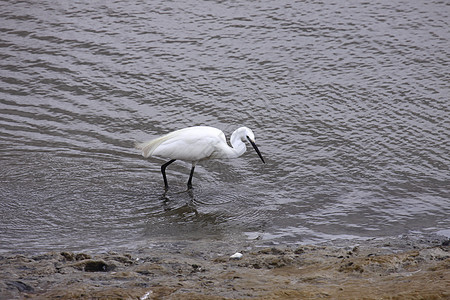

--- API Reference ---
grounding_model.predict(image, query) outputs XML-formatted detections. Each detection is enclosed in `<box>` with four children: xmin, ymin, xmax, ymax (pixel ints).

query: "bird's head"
<box><xmin>242</xmin><ymin>127</ymin><xmax>265</xmax><ymax>164</ymax></box>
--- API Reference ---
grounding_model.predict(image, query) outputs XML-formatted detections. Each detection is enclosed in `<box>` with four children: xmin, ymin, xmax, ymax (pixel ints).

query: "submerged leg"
<box><xmin>161</xmin><ymin>159</ymin><xmax>176</xmax><ymax>189</ymax></box>
<box><xmin>187</xmin><ymin>162</ymin><xmax>196</xmax><ymax>189</ymax></box>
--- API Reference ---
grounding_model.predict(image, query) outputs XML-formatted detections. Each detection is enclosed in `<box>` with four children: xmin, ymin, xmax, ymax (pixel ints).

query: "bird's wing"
<box><xmin>136</xmin><ymin>126</ymin><xmax>226</xmax><ymax>161</ymax></box>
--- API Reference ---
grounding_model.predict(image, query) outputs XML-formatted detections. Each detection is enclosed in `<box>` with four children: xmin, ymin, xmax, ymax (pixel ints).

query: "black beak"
<box><xmin>247</xmin><ymin>136</ymin><xmax>265</xmax><ymax>164</ymax></box>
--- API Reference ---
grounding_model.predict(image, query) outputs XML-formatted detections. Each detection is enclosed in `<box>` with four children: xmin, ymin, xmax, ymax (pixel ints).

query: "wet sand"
<box><xmin>1</xmin><ymin>236</ymin><xmax>448</xmax><ymax>299</ymax></box>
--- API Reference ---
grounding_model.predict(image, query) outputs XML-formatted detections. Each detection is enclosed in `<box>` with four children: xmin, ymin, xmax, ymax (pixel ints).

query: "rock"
<box><xmin>70</xmin><ymin>259</ymin><xmax>115</xmax><ymax>272</ymax></box>
<box><xmin>6</xmin><ymin>280</ymin><xmax>34</xmax><ymax>292</ymax></box>
<box><xmin>230</xmin><ymin>252</ymin><xmax>243</xmax><ymax>260</ymax></box>
<box><xmin>60</xmin><ymin>252</ymin><xmax>91</xmax><ymax>261</ymax></box>
<box><xmin>258</xmin><ymin>247</ymin><xmax>285</xmax><ymax>255</ymax></box>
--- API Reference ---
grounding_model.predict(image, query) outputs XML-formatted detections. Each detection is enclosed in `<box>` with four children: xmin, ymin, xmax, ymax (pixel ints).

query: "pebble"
<box><xmin>230</xmin><ymin>252</ymin><xmax>243</xmax><ymax>260</ymax></box>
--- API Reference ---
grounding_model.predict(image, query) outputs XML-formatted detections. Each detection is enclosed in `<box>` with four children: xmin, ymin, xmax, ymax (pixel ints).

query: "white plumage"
<box><xmin>135</xmin><ymin>126</ymin><xmax>265</xmax><ymax>189</ymax></box>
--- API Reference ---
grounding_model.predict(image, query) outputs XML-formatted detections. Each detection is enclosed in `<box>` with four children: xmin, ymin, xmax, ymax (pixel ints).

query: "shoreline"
<box><xmin>1</xmin><ymin>235</ymin><xmax>449</xmax><ymax>299</ymax></box>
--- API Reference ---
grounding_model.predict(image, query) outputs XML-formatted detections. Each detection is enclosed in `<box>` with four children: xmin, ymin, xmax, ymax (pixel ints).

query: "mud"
<box><xmin>1</xmin><ymin>236</ymin><xmax>449</xmax><ymax>299</ymax></box>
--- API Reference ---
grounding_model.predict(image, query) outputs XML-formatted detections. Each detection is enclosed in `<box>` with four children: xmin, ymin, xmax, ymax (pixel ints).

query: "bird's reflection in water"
<box><xmin>141</xmin><ymin>185</ymin><xmax>255</xmax><ymax>240</ymax></box>
<box><xmin>155</xmin><ymin>188</ymin><xmax>229</xmax><ymax>229</ymax></box>
<box><xmin>160</xmin><ymin>188</ymin><xmax>199</xmax><ymax>218</ymax></box>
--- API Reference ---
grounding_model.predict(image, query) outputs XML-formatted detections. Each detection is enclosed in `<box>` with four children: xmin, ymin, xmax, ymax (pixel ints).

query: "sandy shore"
<box><xmin>1</xmin><ymin>235</ymin><xmax>448</xmax><ymax>299</ymax></box>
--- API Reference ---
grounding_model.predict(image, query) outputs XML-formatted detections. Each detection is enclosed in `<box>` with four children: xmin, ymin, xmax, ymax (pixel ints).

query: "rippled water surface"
<box><xmin>1</xmin><ymin>0</ymin><xmax>449</xmax><ymax>253</ymax></box>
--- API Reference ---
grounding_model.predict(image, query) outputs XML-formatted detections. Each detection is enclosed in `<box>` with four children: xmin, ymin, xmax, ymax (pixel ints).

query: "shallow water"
<box><xmin>1</xmin><ymin>0</ymin><xmax>449</xmax><ymax>253</ymax></box>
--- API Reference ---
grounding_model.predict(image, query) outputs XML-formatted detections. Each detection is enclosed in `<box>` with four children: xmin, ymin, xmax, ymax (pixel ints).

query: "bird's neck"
<box><xmin>228</xmin><ymin>129</ymin><xmax>247</xmax><ymax>158</ymax></box>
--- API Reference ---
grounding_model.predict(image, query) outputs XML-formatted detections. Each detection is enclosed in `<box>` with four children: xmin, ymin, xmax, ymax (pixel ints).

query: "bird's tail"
<box><xmin>134</xmin><ymin>139</ymin><xmax>158</xmax><ymax>158</ymax></box>
<box><xmin>134</xmin><ymin>134</ymin><xmax>171</xmax><ymax>158</ymax></box>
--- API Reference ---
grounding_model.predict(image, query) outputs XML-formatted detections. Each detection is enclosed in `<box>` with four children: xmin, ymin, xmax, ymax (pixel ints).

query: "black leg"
<box><xmin>161</xmin><ymin>159</ymin><xmax>176</xmax><ymax>189</ymax></box>
<box><xmin>187</xmin><ymin>163</ymin><xmax>196</xmax><ymax>189</ymax></box>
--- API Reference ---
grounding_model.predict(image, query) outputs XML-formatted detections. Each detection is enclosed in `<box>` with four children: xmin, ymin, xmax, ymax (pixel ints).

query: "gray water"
<box><xmin>1</xmin><ymin>0</ymin><xmax>449</xmax><ymax>253</ymax></box>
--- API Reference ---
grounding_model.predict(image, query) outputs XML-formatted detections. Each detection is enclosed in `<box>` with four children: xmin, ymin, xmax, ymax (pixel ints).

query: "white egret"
<box><xmin>135</xmin><ymin>126</ymin><xmax>265</xmax><ymax>189</ymax></box>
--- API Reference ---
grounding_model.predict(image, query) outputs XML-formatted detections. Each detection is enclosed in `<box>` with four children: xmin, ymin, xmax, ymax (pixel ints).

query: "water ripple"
<box><xmin>0</xmin><ymin>0</ymin><xmax>448</xmax><ymax>252</ymax></box>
